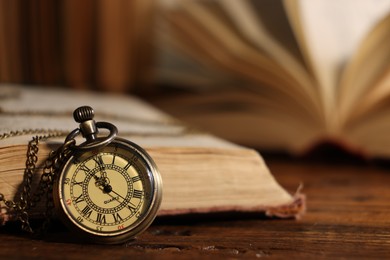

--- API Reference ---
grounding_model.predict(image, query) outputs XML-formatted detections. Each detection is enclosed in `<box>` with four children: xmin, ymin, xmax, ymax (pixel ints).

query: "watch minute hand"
<box><xmin>109</xmin><ymin>189</ymin><xmax>127</xmax><ymax>202</ymax></box>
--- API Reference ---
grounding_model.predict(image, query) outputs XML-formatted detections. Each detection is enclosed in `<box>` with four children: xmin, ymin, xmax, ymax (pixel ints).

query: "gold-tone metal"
<box><xmin>0</xmin><ymin>106</ymin><xmax>163</xmax><ymax>243</ymax></box>
<box><xmin>53</xmin><ymin>138</ymin><xmax>162</xmax><ymax>244</ymax></box>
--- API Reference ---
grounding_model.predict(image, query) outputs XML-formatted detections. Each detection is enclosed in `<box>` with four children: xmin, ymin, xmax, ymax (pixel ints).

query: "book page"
<box><xmin>338</xmin><ymin>13</ymin><xmax>390</xmax><ymax>126</ymax></box>
<box><xmin>288</xmin><ymin>0</ymin><xmax>390</xmax><ymax>130</ymax></box>
<box><xmin>0</xmin><ymin>84</ymin><xmax>240</xmax><ymax>150</ymax></box>
<box><xmin>217</xmin><ymin>0</ymin><xmax>318</xmax><ymax>107</ymax></box>
<box><xmin>152</xmin><ymin>89</ymin><xmax>326</xmax><ymax>153</ymax></box>
<box><xmin>342</xmin><ymin>106</ymin><xmax>390</xmax><ymax>158</ymax></box>
<box><xmin>158</xmin><ymin>0</ymin><xmax>323</xmax><ymax>121</ymax></box>
<box><xmin>155</xmin><ymin>30</ymin><xmax>239</xmax><ymax>91</ymax></box>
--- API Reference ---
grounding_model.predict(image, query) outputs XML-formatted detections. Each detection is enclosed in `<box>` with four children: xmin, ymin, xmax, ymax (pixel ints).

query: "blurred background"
<box><xmin>0</xmin><ymin>0</ymin><xmax>157</xmax><ymax>94</ymax></box>
<box><xmin>2</xmin><ymin>0</ymin><xmax>390</xmax><ymax>158</ymax></box>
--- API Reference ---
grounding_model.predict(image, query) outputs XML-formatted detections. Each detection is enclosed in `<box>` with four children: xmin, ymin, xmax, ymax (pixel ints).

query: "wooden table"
<box><xmin>1</xmin><ymin>158</ymin><xmax>389</xmax><ymax>259</ymax></box>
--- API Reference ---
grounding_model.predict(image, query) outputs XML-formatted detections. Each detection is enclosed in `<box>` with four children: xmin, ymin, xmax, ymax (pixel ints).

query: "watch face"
<box><xmin>54</xmin><ymin>138</ymin><xmax>162</xmax><ymax>244</ymax></box>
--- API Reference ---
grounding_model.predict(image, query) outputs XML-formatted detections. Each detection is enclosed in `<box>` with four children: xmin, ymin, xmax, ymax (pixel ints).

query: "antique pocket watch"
<box><xmin>51</xmin><ymin>106</ymin><xmax>163</xmax><ymax>244</ymax></box>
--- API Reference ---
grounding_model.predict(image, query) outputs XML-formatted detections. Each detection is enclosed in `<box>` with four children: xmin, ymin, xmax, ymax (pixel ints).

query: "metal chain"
<box><xmin>38</xmin><ymin>138</ymin><xmax>75</xmax><ymax>234</ymax></box>
<box><xmin>0</xmin><ymin>129</ymin><xmax>67</xmax><ymax>140</ymax></box>
<box><xmin>0</xmin><ymin>129</ymin><xmax>73</xmax><ymax>234</ymax></box>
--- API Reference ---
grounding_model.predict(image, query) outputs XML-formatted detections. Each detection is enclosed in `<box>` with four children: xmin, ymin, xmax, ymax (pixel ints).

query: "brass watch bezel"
<box><xmin>53</xmin><ymin>137</ymin><xmax>163</xmax><ymax>244</ymax></box>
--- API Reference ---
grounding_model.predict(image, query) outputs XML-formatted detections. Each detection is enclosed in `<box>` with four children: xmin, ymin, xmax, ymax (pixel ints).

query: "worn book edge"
<box><xmin>0</xmin><ymin>143</ymin><xmax>305</xmax><ymax>225</ymax></box>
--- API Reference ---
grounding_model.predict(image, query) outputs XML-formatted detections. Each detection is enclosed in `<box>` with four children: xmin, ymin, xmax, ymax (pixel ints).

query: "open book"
<box><xmin>154</xmin><ymin>0</ymin><xmax>390</xmax><ymax>158</ymax></box>
<box><xmin>0</xmin><ymin>85</ymin><xmax>304</xmax><ymax>224</ymax></box>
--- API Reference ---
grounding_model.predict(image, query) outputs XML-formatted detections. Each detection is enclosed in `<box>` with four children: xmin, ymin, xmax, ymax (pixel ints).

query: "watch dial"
<box><xmin>57</xmin><ymin>139</ymin><xmax>159</xmax><ymax>239</ymax></box>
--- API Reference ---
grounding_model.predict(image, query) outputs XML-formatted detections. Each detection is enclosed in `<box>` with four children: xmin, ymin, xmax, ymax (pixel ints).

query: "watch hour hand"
<box><xmin>93</xmin><ymin>155</ymin><xmax>108</xmax><ymax>178</ymax></box>
<box><xmin>95</xmin><ymin>176</ymin><xmax>111</xmax><ymax>190</ymax></box>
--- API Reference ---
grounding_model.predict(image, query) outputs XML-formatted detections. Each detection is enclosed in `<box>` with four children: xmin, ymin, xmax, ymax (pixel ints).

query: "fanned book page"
<box><xmin>285</xmin><ymin>0</ymin><xmax>390</xmax><ymax>127</ymax></box>
<box><xmin>0</xmin><ymin>85</ymin><xmax>305</xmax><ymax>224</ymax></box>
<box><xmin>155</xmin><ymin>0</ymin><xmax>390</xmax><ymax>158</ymax></box>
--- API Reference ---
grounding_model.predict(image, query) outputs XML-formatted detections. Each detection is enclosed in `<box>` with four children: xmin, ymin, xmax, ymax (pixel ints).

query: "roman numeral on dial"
<box><xmin>93</xmin><ymin>155</ymin><xmax>104</xmax><ymax>167</ymax></box>
<box><xmin>112</xmin><ymin>155</ymin><xmax>116</xmax><ymax>165</ymax></box>
<box><xmin>81</xmin><ymin>205</ymin><xmax>93</xmax><ymax>218</ymax></box>
<box><xmin>127</xmin><ymin>202</ymin><xmax>137</xmax><ymax>213</ymax></box>
<box><xmin>112</xmin><ymin>212</ymin><xmax>123</xmax><ymax>223</ymax></box>
<box><xmin>79</xmin><ymin>164</ymin><xmax>90</xmax><ymax>173</ymax></box>
<box><xmin>132</xmin><ymin>176</ymin><xmax>140</xmax><ymax>183</ymax></box>
<box><xmin>96</xmin><ymin>213</ymin><xmax>107</xmax><ymax>224</ymax></box>
<box><xmin>74</xmin><ymin>194</ymin><xmax>84</xmax><ymax>204</ymax></box>
<box><xmin>124</xmin><ymin>162</ymin><xmax>132</xmax><ymax>171</ymax></box>
<box><xmin>72</xmin><ymin>181</ymin><xmax>83</xmax><ymax>186</ymax></box>
<box><xmin>133</xmin><ymin>189</ymin><xmax>143</xmax><ymax>199</ymax></box>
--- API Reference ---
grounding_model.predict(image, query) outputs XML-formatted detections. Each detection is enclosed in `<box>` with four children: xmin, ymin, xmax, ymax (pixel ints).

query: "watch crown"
<box><xmin>73</xmin><ymin>106</ymin><xmax>98</xmax><ymax>141</ymax></box>
<box><xmin>74</xmin><ymin>106</ymin><xmax>94</xmax><ymax>123</ymax></box>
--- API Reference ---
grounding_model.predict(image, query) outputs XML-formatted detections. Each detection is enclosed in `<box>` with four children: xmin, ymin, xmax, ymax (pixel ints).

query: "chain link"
<box><xmin>0</xmin><ymin>129</ymin><xmax>73</xmax><ymax>234</ymax></box>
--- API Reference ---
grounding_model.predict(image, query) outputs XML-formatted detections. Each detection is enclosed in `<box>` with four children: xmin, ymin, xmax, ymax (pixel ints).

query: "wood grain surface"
<box><xmin>1</xmin><ymin>158</ymin><xmax>389</xmax><ymax>259</ymax></box>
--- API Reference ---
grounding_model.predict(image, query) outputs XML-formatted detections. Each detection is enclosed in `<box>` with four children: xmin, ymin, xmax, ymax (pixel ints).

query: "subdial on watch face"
<box><xmin>61</xmin><ymin>144</ymin><xmax>152</xmax><ymax>235</ymax></box>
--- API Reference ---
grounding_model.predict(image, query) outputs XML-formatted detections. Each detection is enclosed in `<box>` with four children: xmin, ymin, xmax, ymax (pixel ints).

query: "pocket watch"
<box><xmin>50</xmin><ymin>106</ymin><xmax>163</xmax><ymax>244</ymax></box>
